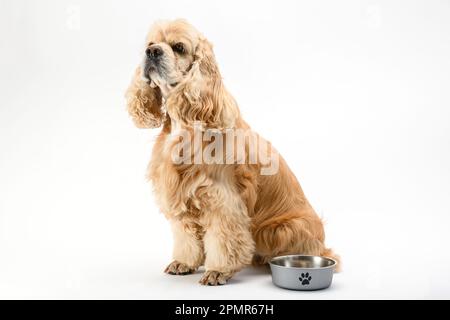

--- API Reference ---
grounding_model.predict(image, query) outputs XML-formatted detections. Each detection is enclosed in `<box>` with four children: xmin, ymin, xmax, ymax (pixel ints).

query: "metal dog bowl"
<box><xmin>269</xmin><ymin>255</ymin><xmax>336</xmax><ymax>290</ymax></box>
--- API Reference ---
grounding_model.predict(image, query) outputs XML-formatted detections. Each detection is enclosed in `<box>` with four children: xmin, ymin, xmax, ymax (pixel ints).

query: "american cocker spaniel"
<box><xmin>126</xmin><ymin>19</ymin><xmax>339</xmax><ymax>285</ymax></box>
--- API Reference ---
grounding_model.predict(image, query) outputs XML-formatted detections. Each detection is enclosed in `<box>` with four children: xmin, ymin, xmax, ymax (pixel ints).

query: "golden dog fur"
<box><xmin>126</xmin><ymin>19</ymin><xmax>339</xmax><ymax>285</ymax></box>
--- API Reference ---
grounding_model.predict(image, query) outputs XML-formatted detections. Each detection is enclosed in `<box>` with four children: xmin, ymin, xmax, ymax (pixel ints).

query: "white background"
<box><xmin>1</xmin><ymin>0</ymin><xmax>450</xmax><ymax>299</ymax></box>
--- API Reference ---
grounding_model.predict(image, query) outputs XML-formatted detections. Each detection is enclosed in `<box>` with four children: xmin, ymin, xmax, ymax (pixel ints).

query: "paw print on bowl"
<box><xmin>299</xmin><ymin>272</ymin><xmax>312</xmax><ymax>285</ymax></box>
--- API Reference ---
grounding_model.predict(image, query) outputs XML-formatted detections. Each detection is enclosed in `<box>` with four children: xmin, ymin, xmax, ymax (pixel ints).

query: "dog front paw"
<box><xmin>164</xmin><ymin>261</ymin><xmax>196</xmax><ymax>275</ymax></box>
<box><xmin>199</xmin><ymin>270</ymin><xmax>233</xmax><ymax>286</ymax></box>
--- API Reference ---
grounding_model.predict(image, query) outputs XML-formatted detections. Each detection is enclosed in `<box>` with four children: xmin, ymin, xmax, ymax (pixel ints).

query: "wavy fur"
<box><xmin>126</xmin><ymin>19</ymin><xmax>339</xmax><ymax>285</ymax></box>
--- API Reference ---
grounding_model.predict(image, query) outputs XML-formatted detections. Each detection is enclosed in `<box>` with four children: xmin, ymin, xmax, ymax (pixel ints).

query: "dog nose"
<box><xmin>146</xmin><ymin>46</ymin><xmax>163</xmax><ymax>59</ymax></box>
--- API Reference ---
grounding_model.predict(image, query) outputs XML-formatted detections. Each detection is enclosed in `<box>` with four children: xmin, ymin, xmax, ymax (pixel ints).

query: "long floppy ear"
<box><xmin>125</xmin><ymin>67</ymin><xmax>163</xmax><ymax>128</ymax></box>
<box><xmin>166</xmin><ymin>38</ymin><xmax>239</xmax><ymax>129</ymax></box>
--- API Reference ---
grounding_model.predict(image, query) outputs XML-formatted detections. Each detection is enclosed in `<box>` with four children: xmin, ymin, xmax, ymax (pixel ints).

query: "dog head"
<box><xmin>127</xmin><ymin>19</ymin><xmax>239</xmax><ymax>130</ymax></box>
<box><xmin>142</xmin><ymin>19</ymin><xmax>200</xmax><ymax>96</ymax></box>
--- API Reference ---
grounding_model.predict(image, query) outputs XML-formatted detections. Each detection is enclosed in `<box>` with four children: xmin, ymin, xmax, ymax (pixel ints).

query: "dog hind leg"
<box><xmin>253</xmin><ymin>212</ymin><xmax>340</xmax><ymax>271</ymax></box>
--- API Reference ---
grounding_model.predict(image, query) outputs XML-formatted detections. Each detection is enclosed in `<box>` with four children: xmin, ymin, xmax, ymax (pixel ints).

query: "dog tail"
<box><xmin>321</xmin><ymin>247</ymin><xmax>341</xmax><ymax>273</ymax></box>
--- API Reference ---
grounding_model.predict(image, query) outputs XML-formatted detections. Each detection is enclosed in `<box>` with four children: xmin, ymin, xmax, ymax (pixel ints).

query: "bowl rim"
<box><xmin>269</xmin><ymin>254</ymin><xmax>337</xmax><ymax>270</ymax></box>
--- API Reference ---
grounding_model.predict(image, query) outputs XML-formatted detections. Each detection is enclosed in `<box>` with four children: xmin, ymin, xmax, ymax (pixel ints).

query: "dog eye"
<box><xmin>172</xmin><ymin>42</ymin><xmax>186</xmax><ymax>54</ymax></box>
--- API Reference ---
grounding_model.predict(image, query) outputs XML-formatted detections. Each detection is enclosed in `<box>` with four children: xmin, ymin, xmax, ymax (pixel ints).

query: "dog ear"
<box><xmin>125</xmin><ymin>66</ymin><xmax>164</xmax><ymax>129</ymax></box>
<box><xmin>194</xmin><ymin>38</ymin><xmax>220</xmax><ymax>81</ymax></box>
<box><xmin>166</xmin><ymin>38</ymin><xmax>239</xmax><ymax>129</ymax></box>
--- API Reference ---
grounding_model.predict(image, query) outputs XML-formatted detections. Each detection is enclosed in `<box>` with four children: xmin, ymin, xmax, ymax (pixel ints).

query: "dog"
<box><xmin>126</xmin><ymin>19</ymin><xmax>339</xmax><ymax>285</ymax></box>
